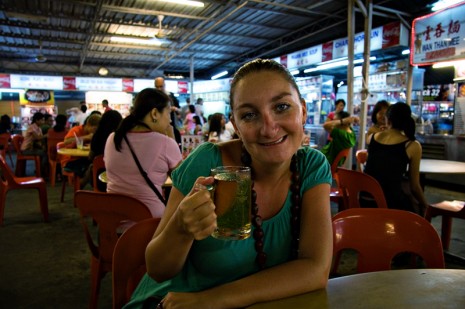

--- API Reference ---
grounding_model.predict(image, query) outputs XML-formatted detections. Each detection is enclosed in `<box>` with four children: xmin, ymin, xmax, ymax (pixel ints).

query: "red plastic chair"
<box><xmin>0</xmin><ymin>155</ymin><xmax>49</xmax><ymax>226</ymax></box>
<box><xmin>336</xmin><ymin>167</ymin><xmax>388</xmax><ymax>209</ymax></box>
<box><xmin>47</xmin><ymin>133</ymin><xmax>67</xmax><ymax>187</ymax></box>
<box><xmin>355</xmin><ymin>149</ymin><xmax>368</xmax><ymax>172</ymax></box>
<box><xmin>11</xmin><ymin>134</ymin><xmax>41</xmax><ymax>177</ymax></box>
<box><xmin>57</xmin><ymin>142</ymin><xmax>80</xmax><ymax>202</ymax></box>
<box><xmin>330</xmin><ymin>148</ymin><xmax>350</xmax><ymax>212</ymax></box>
<box><xmin>75</xmin><ymin>190</ymin><xmax>152</xmax><ymax>309</ymax></box>
<box><xmin>425</xmin><ymin>200</ymin><xmax>465</xmax><ymax>250</ymax></box>
<box><xmin>331</xmin><ymin>208</ymin><xmax>445</xmax><ymax>275</ymax></box>
<box><xmin>0</xmin><ymin>133</ymin><xmax>14</xmax><ymax>168</ymax></box>
<box><xmin>112</xmin><ymin>217</ymin><xmax>160</xmax><ymax>309</ymax></box>
<box><xmin>92</xmin><ymin>154</ymin><xmax>106</xmax><ymax>193</ymax></box>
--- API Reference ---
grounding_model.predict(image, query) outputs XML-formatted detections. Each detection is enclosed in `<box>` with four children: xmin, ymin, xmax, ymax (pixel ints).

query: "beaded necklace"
<box><xmin>241</xmin><ymin>146</ymin><xmax>301</xmax><ymax>269</ymax></box>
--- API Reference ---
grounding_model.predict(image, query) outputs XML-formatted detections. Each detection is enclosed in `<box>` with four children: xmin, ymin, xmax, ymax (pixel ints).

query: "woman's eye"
<box><xmin>241</xmin><ymin>112</ymin><xmax>256</xmax><ymax>121</ymax></box>
<box><xmin>276</xmin><ymin>103</ymin><xmax>290</xmax><ymax>112</ymax></box>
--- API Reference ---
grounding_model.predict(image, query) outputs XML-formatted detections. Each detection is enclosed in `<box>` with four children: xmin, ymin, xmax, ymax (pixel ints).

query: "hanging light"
<box><xmin>98</xmin><ymin>67</ymin><xmax>109</xmax><ymax>76</ymax></box>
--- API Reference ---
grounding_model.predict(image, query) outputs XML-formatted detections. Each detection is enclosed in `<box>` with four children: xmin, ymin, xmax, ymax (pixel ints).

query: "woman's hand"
<box><xmin>175</xmin><ymin>177</ymin><xmax>217</xmax><ymax>241</ymax></box>
<box><xmin>160</xmin><ymin>291</ymin><xmax>218</xmax><ymax>309</ymax></box>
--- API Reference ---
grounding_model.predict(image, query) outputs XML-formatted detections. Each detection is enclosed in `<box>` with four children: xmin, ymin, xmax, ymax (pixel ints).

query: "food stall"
<box><xmin>410</xmin><ymin>1</ymin><xmax>465</xmax><ymax>162</ymax></box>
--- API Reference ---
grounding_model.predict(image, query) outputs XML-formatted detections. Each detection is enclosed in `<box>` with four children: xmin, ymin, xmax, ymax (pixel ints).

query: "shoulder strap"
<box><xmin>124</xmin><ymin>135</ymin><xmax>166</xmax><ymax>205</ymax></box>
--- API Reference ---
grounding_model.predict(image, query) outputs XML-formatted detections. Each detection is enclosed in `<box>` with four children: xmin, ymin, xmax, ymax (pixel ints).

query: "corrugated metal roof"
<box><xmin>0</xmin><ymin>0</ymin><xmax>435</xmax><ymax>80</ymax></box>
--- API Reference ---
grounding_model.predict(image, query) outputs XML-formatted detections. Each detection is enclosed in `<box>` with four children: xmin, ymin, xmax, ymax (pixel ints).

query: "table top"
<box><xmin>99</xmin><ymin>171</ymin><xmax>172</xmax><ymax>187</ymax></box>
<box><xmin>57</xmin><ymin>147</ymin><xmax>90</xmax><ymax>157</ymax></box>
<box><xmin>420</xmin><ymin>159</ymin><xmax>465</xmax><ymax>174</ymax></box>
<box><xmin>247</xmin><ymin>269</ymin><xmax>465</xmax><ymax>309</ymax></box>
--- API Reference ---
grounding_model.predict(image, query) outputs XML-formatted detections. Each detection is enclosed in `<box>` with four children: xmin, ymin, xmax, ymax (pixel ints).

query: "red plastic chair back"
<box><xmin>47</xmin><ymin>132</ymin><xmax>67</xmax><ymax>187</ymax></box>
<box><xmin>11</xmin><ymin>134</ymin><xmax>41</xmax><ymax>177</ymax></box>
<box><xmin>337</xmin><ymin>167</ymin><xmax>388</xmax><ymax>209</ymax></box>
<box><xmin>329</xmin><ymin>148</ymin><xmax>351</xmax><ymax>212</ymax></box>
<box><xmin>332</xmin><ymin>208</ymin><xmax>445</xmax><ymax>274</ymax></box>
<box><xmin>0</xmin><ymin>154</ymin><xmax>49</xmax><ymax>225</ymax></box>
<box><xmin>74</xmin><ymin>190</ymin><xmax>152</xmax><ymax>309</ymax></box>
<box><xmin>0</xmin><ymin>133</ymin><xmax>13</xmax><ymax>167</ymax></box>
<box><xmin>112</xmin><ymin>218</ymin><xmax>160</xmax><ymax>309</ymax></box>
<box><xmin>355</xmin><ymin>149</ymin><xmax>368</xmax><ymax>171</ymax></box>
<box><xmin>92</xmin><ymin>154</ymin><xmax>106</xmax><ymax>193</ymax></box>
<box><xmin>330</xmin><ymin>148</ymin><xmax>351</xmax><ymax>177</ymax></box>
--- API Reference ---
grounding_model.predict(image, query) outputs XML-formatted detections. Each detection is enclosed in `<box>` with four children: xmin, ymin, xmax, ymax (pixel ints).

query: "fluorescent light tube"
<box><xmin>158</xmin><ymin>0</ymin><xmax>205</xmax><ymax>7</ymax></box>
<box><xmin>211</xmin><ymin>71</ymin><xmax>228</xmax><ymax>80</ymax></box>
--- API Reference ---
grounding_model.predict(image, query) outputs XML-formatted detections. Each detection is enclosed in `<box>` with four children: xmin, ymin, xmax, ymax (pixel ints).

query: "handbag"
<box><xmin>124</xmin><ymin>136</ymin><xmax>166</xmax><ymax>205</ymax></box>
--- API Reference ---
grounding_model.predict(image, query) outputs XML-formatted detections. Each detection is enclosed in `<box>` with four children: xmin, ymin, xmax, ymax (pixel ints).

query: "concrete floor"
<box><xmin>1</xmin><ymin>160</ymin><xmax>465</xmax><ymax>308</ymax></box>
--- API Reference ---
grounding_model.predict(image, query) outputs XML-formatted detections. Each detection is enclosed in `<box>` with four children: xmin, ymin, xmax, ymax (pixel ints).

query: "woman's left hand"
<box><xmin>161</xmin><ymin>291</ymin><xmax>217</xmax><ymax>309</ymax></box>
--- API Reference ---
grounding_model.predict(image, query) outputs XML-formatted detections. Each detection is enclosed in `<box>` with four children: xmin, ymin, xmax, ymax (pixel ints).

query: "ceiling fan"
<box><xmin>155</xmin><ymin>15</ymin><xmax>167</xmax><ymax>39</ymax></box>
<box><xmin>34</xmin><ymin>40</ymin><xmax>47</xmax><ymax>63</ymax></box>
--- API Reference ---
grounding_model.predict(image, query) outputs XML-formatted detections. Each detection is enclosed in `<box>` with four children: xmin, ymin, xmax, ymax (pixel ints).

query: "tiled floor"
<box><xmin>1</xmin><ymin>159</ymin><xmax>465</xmax><ymax>308</ymax></box>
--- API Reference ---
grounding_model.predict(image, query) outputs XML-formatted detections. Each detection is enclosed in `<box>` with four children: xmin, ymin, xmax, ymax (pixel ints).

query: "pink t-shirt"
<box><xmin>21</xmin><ymin>123</ymin><xmax>43</xmax><ymax>151</ymax></box>
<box><xmin>104</xmin><ymin>131</ymin><xmax>182</xmax><ymax>218</ymax></box>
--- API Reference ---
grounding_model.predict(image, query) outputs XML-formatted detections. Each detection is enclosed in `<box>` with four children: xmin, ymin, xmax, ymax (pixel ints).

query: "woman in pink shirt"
<box><xmin>105</xmin><ymin>88</ymin><xmax>182</xmax><ymax>217</ymax></box>
<box><xmin>183</xmin><ymin>104</ymin><xmax>197</xmax><ymax>134</ymax></box>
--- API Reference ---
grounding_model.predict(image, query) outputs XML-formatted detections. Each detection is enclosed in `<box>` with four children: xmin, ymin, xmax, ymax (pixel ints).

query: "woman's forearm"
<box><xmin>197</xmin><ymin>258</ymin><xmax>329</xmax><ymax>308</ymax></box>
<box><xmin>145</xmin><ymin>214</ymin><xmax>195</xmax><ymax>282</ymax></box>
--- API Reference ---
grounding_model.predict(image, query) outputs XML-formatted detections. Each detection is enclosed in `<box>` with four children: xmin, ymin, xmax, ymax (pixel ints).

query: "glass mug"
<box><xmin>210</xmin><ymin>166</ymin><xmax>252</xmax><ymax>240</ymax></box>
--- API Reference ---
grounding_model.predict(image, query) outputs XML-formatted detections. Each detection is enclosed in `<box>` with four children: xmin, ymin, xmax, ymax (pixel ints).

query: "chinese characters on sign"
<box><xmin>411</xmin><ymin>3</ymin><xmax>465</xmax><ymax>65</ymax></box>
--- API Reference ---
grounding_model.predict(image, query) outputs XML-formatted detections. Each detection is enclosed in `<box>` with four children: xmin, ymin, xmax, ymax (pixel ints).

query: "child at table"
<box><xmin>61</xmin><ymin>114</ymin><xmax>101</xmax><ymax>188</ymax></box>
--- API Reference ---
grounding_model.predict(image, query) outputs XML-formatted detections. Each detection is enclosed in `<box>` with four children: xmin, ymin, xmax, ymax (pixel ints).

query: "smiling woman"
<box><xmin>123</xmin><ymin>59</ymin><xmax>332</xmax><ymax>309</ymax></box>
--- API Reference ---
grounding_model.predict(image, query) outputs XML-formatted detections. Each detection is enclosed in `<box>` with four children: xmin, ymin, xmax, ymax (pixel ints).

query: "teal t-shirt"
<box><xmin>124</xmin><ymin>142</ymin><xmax>332</xmax><ymax>308</ymax></box>
<box><xmin>321</xmin><ymin>127</ymin><xmax>356</xmax><ymax>166</ymax></box>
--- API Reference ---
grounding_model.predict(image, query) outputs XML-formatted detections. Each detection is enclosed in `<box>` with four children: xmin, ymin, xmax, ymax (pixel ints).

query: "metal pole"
<box><xmin>358</xmin><ymin>0</ymin><xmax>372</xmax><ymax>151</ymax></box>
<box><xmin>347</xmin><ymin>0</ymin><xmax>355</xmax><ymax>168</ymax></box>
<box><xmin>406</xmin><ymin>64</ymin><xmax>413</xmax><ymax>105</ymax></box>
<box><xmin>190</xmin><ymin>55</ymin><xmax>194</xmax><ymax>103</ymax></box>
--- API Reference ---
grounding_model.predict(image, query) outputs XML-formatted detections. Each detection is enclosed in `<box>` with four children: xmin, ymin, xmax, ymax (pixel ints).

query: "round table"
<box><xmin>247</xmin><ymin>269</ymin><xmax>465</xmax><ymax>308</ymax></box>
<box><xmin>420</xmin><ymin>159</ymin><xmax>465</xmax><ymax>174</ymax></box>
<box><xmin>57</xmin><ymin>147</ymin><xmax>90</xmax><ymax>157</ymax></box>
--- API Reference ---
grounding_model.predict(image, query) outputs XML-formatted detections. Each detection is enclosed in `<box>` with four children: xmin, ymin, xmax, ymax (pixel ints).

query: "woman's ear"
<box><xmin>230</xmin><ymin>114</ymin><xmax>241</xmax><ymax>138</ymax></box>
<box><xmin>151</xmin><ymin>108</ymin><xmax>159</xmax><ymax>119</ymax></box>
<box><xmin>300</xmin><ymin>98</ymin><xmax>307</xmax><ymax>126</ymax></box>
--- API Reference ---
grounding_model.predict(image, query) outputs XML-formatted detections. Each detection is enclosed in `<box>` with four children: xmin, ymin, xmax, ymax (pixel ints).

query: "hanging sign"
<box><xmin>0</xmin><ymin>74</ymin><xmax>10</xmax><ymax>88</ymax></box>
<box><xmin>20</xmin><ymin>89</ymin><xmax>55</xmax><ymax>105</ymax></box>
<box><xmin>411</xmin><ymin>2</ymin><xmax>465</xmax><ymax>66</ymax></box>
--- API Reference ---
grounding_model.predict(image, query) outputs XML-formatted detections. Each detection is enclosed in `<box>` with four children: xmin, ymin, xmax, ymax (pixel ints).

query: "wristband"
<box><xmin>340</xmin><ymin>119</ymin><xmax>343</xmax><ymax>125</ymax></box>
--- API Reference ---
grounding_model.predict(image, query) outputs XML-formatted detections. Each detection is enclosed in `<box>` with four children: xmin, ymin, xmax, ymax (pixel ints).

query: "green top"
<box><xmin>321</xmin><ymin>127</ymin><xmax>356</xmax><ymax>166</ymax></box>
<box><xmin>124</xmin><ymin>142</ymin><xmax>332</xmax><ymax>308</ymax></box>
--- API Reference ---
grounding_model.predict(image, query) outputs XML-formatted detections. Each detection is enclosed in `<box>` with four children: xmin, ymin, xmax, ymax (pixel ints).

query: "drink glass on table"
<box><xmin>74</xmin><ymin>132</ymin><xmax>84</xmax><ymax>150</ymax></box>
<box><xmin>76</xmin><ymin>137</ymin><xmax>84</xmax><ymax>150</ymax></box>
<box><xmin>210</xmin><ymin>166</ymin><xmax>252</xmax><ymax>240</ymax></box>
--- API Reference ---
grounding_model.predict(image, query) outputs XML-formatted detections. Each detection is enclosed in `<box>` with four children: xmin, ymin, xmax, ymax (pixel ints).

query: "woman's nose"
<box><xmin>260</xmin><ymin>113</ymin><xmax>279</xmax><ymax>136</ymax></box>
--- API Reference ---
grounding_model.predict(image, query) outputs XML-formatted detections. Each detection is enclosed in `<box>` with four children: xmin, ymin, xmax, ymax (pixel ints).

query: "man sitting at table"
<box><xmin>61</xmin><ymin>114</ymin><xmax>101</xmax><ymax>188</ymax></box>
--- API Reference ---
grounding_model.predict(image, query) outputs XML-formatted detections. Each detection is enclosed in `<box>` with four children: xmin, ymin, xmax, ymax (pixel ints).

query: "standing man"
<box><xmin>154</xmin><ymin>77</ymin><xmax>181</xmax><ymax>148</ymax></box>
<box><xmin>102</xmin><ymin>99</ymin><xmax>112</xmax><ymax>113</ymax></box>
<box><xmin>195</xmin><ymin>97</ymin><xmax>205</xmax><ymax>125</ymax></box>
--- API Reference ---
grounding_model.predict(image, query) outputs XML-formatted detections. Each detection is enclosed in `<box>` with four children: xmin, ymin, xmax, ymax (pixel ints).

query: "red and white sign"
<box><xmin>382</xmin><ymin>22</ymin><xmax>401</xmax><ymax>48</ymax></box>
<box><xmin>411</xmin><ymin>2</ymin><xmax>465</xmax><ymax>66</ymax></box>
<box><xmin>0</xmin><ymin>74</ymin><xmax>10</xmax><ymax>88</ymax></box>
<box><xmin>63</xmin><ymin>76</ymin><xmax>76</xmax><ymax>90</ymax></box>
<box><xmin>122</xmin><ymin>79</ymin><xmax>134</xmax><ymax>92</ymax></box>
<box><xmin>322</xmin><ymin>41</ymin><xmax>333</xmax><ymax>62</ymax></box>
<box><xmin>280</xmin><ymin>55</ymin><xmax>288</xmax><ymax>67</ymax></box>
<box><xmin>177</xmin><ymin>81</ymin><xmax>188</xmax><ymax>94</ymax></box>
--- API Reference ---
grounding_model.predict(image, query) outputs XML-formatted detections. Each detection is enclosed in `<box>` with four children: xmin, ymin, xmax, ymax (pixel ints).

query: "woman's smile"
<box><xmin>258</xmin><ymin>135</ymin><xmax>287</xmax><ymax>146</ymax></box>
